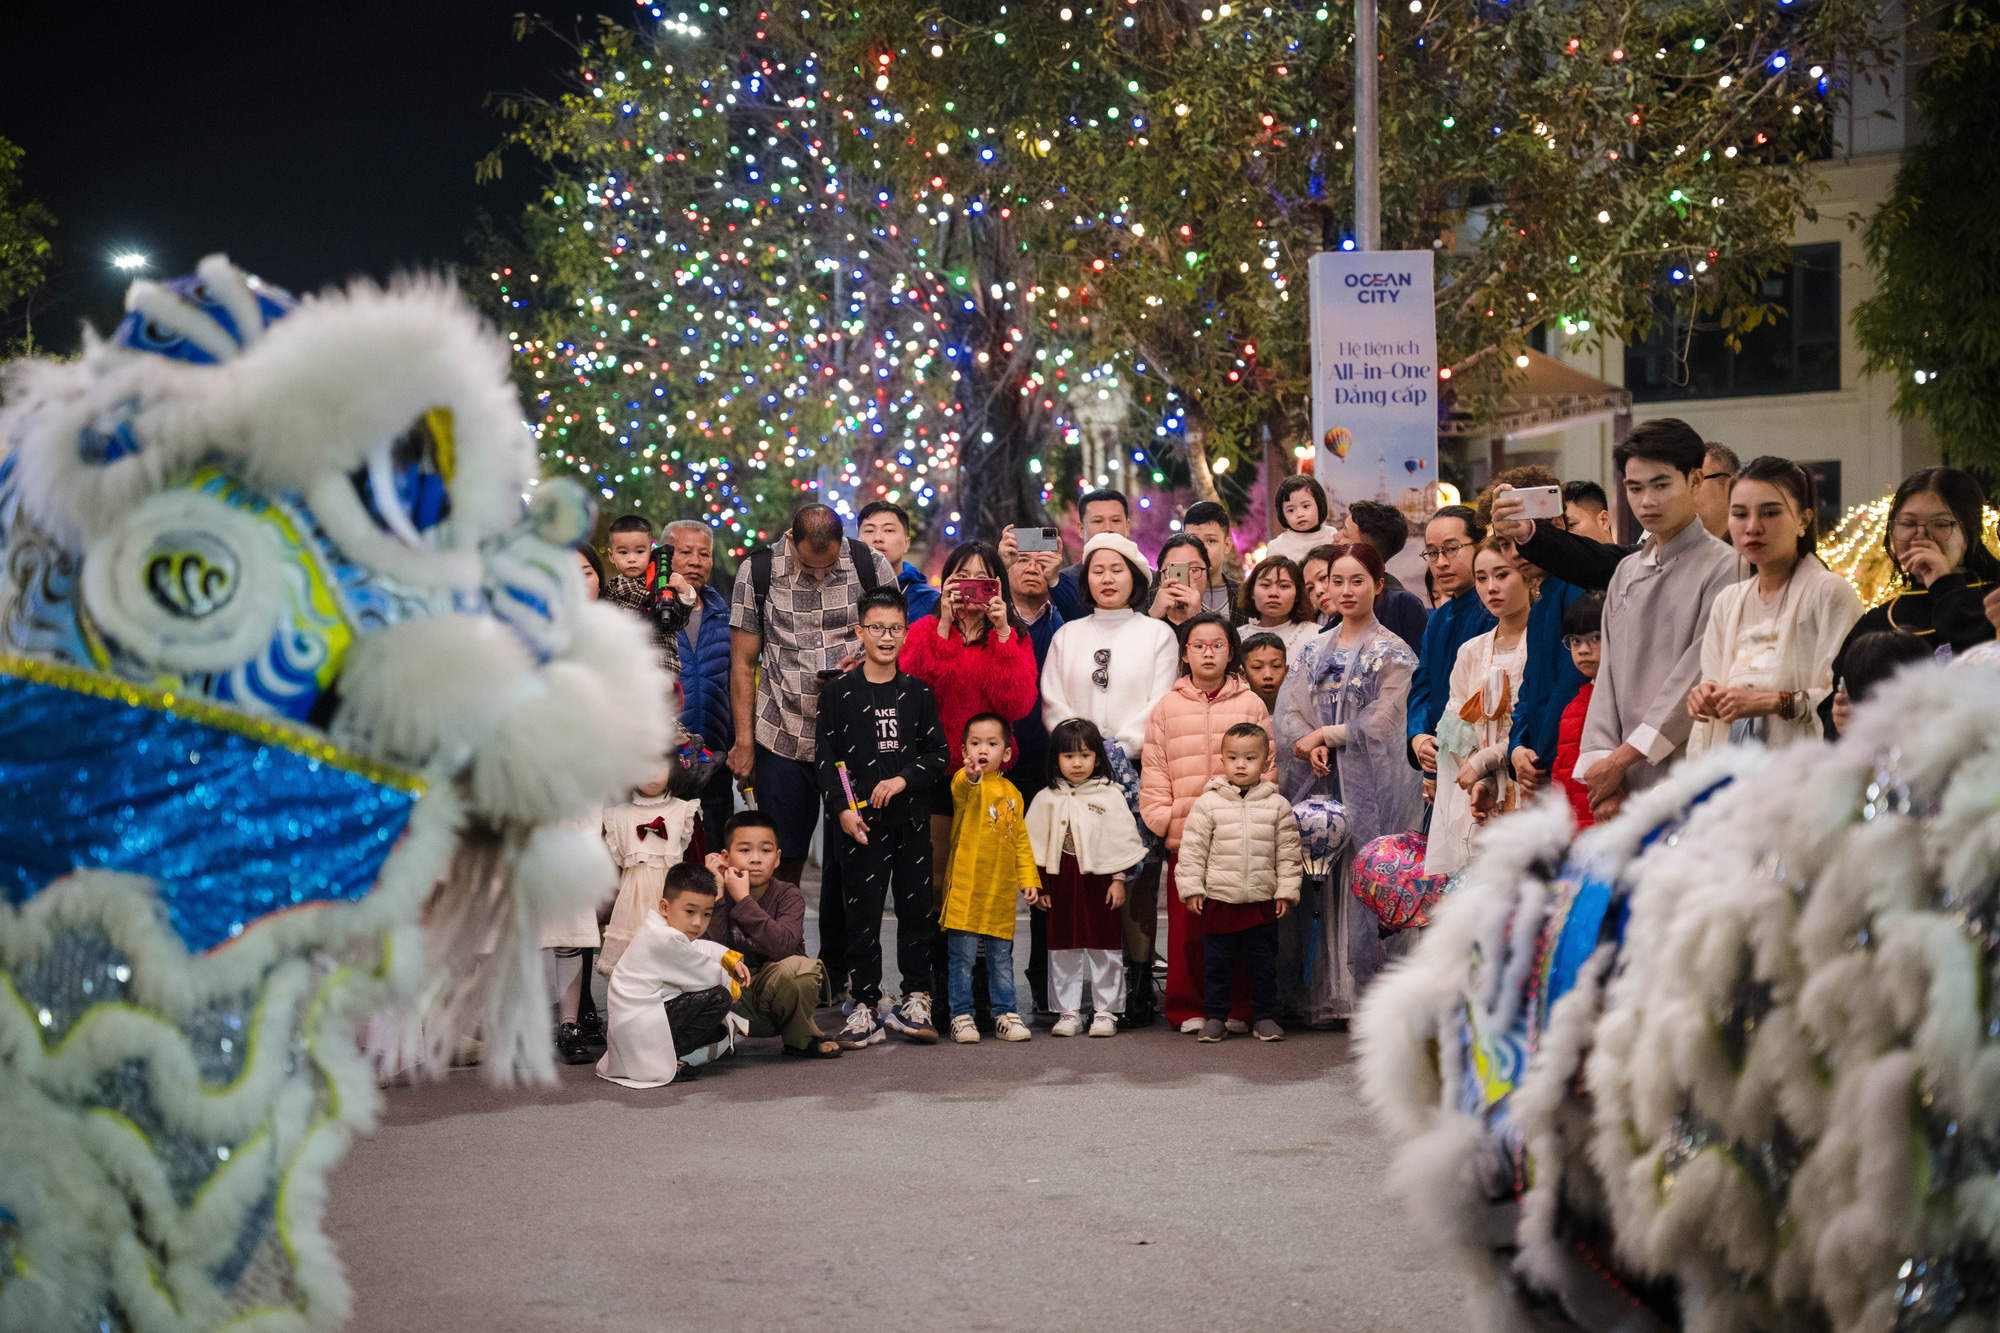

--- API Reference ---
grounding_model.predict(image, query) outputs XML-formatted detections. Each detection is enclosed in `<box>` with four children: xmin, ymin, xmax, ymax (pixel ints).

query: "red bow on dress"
<box><xmin>636</xmin><ymin>816</ymin><xmax>670</xmax><ymax>840</ymax></box>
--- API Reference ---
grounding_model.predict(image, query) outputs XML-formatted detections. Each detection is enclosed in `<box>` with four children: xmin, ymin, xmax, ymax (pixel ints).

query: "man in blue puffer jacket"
<box><xmin>666</xmin><ymin>518</ymin><xmax>737</xmax><ymax>848</ymax></box>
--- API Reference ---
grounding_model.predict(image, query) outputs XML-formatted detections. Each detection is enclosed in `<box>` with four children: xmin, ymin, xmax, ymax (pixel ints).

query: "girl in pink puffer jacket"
<box><xmin>1138</xmin><ymin>613</ymin><xmax>1276</xmax><ymax>1032</ymax></box>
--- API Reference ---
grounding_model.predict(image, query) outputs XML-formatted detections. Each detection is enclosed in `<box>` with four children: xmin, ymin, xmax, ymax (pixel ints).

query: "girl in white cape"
<box><xmin>1025</xmin><ymin>718</ymin><xmax>1150</xmax><ymax>1036</ymax></box>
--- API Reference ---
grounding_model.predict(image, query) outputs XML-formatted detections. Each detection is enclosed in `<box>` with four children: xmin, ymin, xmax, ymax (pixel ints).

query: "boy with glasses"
<box><xmin>815</xmin><ymin>587</ymin><xmax>951</xmax><ymax>1044</ymax></box>
<box><xmin>1406</xmin><ymin>506</ymin><xmax>1496</xmax><ymax>784</ymax></box>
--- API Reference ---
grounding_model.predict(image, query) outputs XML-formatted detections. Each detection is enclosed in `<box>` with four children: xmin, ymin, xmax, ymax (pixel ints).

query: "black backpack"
<box><xmin>747</xmin><ymin>536</ymin><xmax>882</xmax><ymax>630</ymax></box>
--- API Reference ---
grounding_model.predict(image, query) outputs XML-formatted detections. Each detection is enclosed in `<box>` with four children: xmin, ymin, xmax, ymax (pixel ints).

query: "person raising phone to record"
<box><xmin>899</xmin><ymin>540</ymin><xmax>1041</xmax><ymax>992</ymax></box>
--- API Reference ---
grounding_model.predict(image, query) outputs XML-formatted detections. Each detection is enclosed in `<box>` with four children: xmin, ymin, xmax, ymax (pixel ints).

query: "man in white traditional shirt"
<box><xmin>1574</xmin><ymin>419</ymin><xmax>1742</xmax><ymax>819</ymax></box>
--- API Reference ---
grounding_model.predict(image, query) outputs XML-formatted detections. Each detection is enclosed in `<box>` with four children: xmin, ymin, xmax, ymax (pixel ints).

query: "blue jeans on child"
<box><xmin>945</xmin><ymin>930</ymin><xmax>1017</xmax><ymax>1018</ymax></box>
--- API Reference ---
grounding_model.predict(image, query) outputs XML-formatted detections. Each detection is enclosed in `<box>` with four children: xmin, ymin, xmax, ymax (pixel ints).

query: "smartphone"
<box><xmin>1515</xmin><ymin>485</ymin><xmax>1563</xmax><ymax>520</ymax></box>
<box><xmin>1015</xmin><ymin>526</ymin><xmax>1062</xmax><ymax>553</ymax></box>
<box><xmin>957</xmin><ymin>577</ymin><xmax>1000</xmax><ymax>605</ymax></box>
<box><xmin>1163</xmin><ymin>561</ymin><xmax>1190</xmax><ymax>587</ymax></box>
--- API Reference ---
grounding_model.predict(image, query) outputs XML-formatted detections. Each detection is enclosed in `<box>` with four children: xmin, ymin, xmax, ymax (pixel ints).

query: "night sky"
<box><xmin>0</xmin><ymin>2</ymin><xmax>624</xmax><ymax>349</ymax></box>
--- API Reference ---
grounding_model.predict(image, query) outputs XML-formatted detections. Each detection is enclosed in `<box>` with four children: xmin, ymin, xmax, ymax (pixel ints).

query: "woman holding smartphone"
<box><xmin>900</xmin><ymin>539</ymin><xmax>1041</xmax><ymax>896</ymax></box>
<box><xmin>1147</xmin><ymin>533</ymin><xmax>1228</xmax><ymax>628</ymax></box>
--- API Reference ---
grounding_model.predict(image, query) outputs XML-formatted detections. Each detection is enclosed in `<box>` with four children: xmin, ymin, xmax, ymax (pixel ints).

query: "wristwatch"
<box><xmin>1777</xmin><ymin>690</ymin><xmax>1798</xmax><ymax>720</ymax></box>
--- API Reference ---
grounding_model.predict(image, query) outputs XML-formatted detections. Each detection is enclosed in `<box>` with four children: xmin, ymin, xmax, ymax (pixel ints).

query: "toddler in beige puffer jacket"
<box><xmin>1176</xmin><ymin>723</ymin><xmax>1304</xmax><ymax>1043</ymax></box>
<box><xmin>1177</xmin><ymin>776</ymin><xmax>1305</xmax><ymax>910</ymax></box>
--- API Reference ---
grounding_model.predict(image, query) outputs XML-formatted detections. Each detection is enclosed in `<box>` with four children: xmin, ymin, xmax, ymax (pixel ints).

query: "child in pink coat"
<box><xmin>1138</xmin><ymin>613</ymin><xmax>1276</xmax><ymax>1032</ymax></box>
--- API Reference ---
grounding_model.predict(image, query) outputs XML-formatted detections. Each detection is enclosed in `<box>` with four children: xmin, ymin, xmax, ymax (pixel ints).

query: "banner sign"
<box><xmin>1308</xmin><ymin>250</ymin><xmax>1440</xmax><ymax>531</ymax></box>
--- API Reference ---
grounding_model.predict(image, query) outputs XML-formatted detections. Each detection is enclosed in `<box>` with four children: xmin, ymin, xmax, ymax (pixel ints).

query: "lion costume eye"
<box><xmin>349</xmin><ymin>409</ymin><xmax>456</xmax><ymax>543</ymax></box>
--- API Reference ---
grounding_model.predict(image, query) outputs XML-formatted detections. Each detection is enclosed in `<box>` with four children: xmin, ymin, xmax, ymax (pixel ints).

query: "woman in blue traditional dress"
<box><xmin>1273</xmin><ymin>542</ymin><xmax>1425</xmax><ymax>1024</ymax></box>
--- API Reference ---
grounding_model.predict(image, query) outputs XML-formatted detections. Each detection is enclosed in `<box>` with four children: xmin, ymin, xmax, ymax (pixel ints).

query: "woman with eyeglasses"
<box><xmin>900</xmin><ymin>540</ymin><xmax>1042</xmax><ymax>885</ymax></box>
<box><xmin>1820</xmin><ymin>467</ymin><xmax>2000</xmax><ymax>735</ymax></box>
<box><xmin>1041</xmin><ymin>533</ymin><xmax>1181</xmax><ymax>1022</ymax></box>
<box><xmin>1684</xmin><ymin>457</ymin><xmax>1862</xmax><ymax>758</ymax></box>
<box><xmin>1271</xmin><ymin>542</ymin><xmax>1423</xmax><ymax>1024</ymax></box>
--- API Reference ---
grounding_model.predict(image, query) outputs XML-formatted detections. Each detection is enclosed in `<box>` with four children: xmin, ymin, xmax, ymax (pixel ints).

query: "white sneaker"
<box><xmin>950</xmin><ymin>1014</ymin><xmax>980</xmax><ymax>1044</ymax></box>
<box><xmin>994</xmin><ymin>1012</ymin><xmax>1032</xmax><ymax>1042</ymax></box>
<box><xmin>1052</xmin><ymin>1013</ymin><xmax>1084</xmax><ymax>1037</ymax></box>
<box><xmin>1089</xmin><ymin>1012</ymin><xmax>1117</xmax><ymax>1038</ymax></box>
<box><xmin>1179</xmin><ymin>1016</ymin><xmax>1204</xmax><ymax>1034</ymax></box>
<box><xmin>837</xmin><ymin>1002</ymin><xmax>885</xmax><ymax>1049</ymax></box>
<box><xmin>1224</xmin><ymin>1019</ymin><xmax>1249</xmax><ymax>1034</ymax></box>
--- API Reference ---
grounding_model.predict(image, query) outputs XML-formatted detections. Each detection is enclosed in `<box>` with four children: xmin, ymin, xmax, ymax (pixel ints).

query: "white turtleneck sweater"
<box><xmin>1041</xmin><ymin>608</ymin><xmax>1181</xmax><ymax>759</ymax></box>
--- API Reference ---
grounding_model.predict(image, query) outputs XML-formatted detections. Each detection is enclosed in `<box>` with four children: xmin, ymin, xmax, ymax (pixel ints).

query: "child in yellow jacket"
<box><xmin>941</xmin><ymin>713</ymin><xmax>1043</xmax><ymax>1044</ymax></box>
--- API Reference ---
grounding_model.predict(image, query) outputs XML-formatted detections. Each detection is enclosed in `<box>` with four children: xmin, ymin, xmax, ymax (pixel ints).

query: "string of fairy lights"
<box><xmin>488</xmin><ymin>0</ymin><xmax>1851</xmax><ymax>555</ymax></box>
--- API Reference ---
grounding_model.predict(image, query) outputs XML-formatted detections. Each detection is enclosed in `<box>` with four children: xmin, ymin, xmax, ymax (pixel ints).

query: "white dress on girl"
<box><xmin>598</xmin><ymin>792</ymin><xmax>700</xmax><ymax>974</ymax></box>
<box><xmin>1025</xmin><ymin>776</ymin><xmax>1149</xmax><ymax>1018</ymax></box>
<box><xmin>1424</xmin><ymin>629</ymin><xmax>1527</xmax><ymax>879</ymax></box>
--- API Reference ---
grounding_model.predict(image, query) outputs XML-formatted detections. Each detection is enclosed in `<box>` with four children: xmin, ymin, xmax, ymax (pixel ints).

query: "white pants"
<box><xmin>1049</xmin><ymin>949</ymin><xmax>1125</xmax><ymax>1016</ymax></box>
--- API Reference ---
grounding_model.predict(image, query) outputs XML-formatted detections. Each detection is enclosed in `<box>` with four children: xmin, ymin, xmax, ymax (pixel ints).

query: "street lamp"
<box><xmin>111</xmin><ymin>253</ymin><xmax>148</xmax><ymax>272</ymax></box>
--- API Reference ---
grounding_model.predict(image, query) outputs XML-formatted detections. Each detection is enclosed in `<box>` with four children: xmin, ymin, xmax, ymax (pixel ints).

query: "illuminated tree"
<box><xmin>480</xmin><ymin>10</ymin><xmax>975</xmax><ymax>559</ymax></box>
<box><xmin>819</xmin><ymin>0</ymin><xmax>1904</xmax><ymax>511</ymax></box>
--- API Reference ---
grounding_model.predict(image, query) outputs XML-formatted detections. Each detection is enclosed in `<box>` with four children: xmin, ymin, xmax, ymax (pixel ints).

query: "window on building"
<box><xmin>1625</xmin><ymin>243</ymin><xmax>1841</xmax><ymax>401</ymax></box>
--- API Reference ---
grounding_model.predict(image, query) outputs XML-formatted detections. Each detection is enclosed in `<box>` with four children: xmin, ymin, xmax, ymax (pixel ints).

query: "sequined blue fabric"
<box><xmin>0</xmin><ymin>674</ymin><xmax>418</xmax><ymax>952</ymax></box>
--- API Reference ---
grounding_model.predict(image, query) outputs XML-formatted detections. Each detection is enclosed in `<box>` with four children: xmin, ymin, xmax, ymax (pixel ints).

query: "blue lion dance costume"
<box><xmin>1358</xmin><ymin>651</ymin><xmax>2000</xmax><ymax>1332</ymax></box>
<box><xmin>0</xmin><ymin>257</ymin><xmax>671</xmax><ymax>1330</ymax></box>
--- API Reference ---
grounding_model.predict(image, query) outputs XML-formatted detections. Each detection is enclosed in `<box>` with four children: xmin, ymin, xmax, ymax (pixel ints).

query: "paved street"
<box><xmin>324</xmin><ymin>868</ymin><xmax>1467</xmax><ymax>1332</ymax></box>
<box><xmin>327</xmin><ymin>1024</ymin><xmax>1465</xmax><ymax>1333</ymax></box>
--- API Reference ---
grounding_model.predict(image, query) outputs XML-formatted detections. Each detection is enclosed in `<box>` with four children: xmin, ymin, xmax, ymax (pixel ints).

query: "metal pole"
<box><xmin>1354</xmin><ymin>0</ymin><xmax>1381</xmax><ymax>251</ymax></box>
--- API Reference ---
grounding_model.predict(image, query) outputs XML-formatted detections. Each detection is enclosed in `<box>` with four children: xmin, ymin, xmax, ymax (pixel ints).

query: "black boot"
<box><xmin>1117</xmin><ymin>963</ymin><xmax>1156</xmax><ymax>1029</ymax></box>
<box><xmin>555</xmin><ymin>1021</ymin><xmax>597</xmax><ymax>1064</ymax></box>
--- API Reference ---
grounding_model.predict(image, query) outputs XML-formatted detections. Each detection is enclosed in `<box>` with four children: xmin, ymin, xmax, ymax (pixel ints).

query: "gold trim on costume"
<box><xmin>0</xmin><ymin>653</ymin><xmax>425</xmax><ymax>794</ymax></box>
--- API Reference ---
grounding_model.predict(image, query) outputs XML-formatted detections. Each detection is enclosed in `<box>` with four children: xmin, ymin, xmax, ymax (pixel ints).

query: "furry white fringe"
<box><xmin>1356</xmin><ymin>659</ymin><xmax>2000</xmax><ymax>1332</ymax></box>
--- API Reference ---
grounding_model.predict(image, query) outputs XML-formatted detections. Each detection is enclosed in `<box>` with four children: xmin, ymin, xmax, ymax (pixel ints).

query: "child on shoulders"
<box><xmin>1177</xmin><ymin>723</ymin><xmax>1303</xmax><ymax>1044</ymax></box>
<box><xmin>1025</xmin><ymin>719</ymin><xmax>1148</xmax><ymax>1037</ymax></box>
<box><xmin>597</xmin><ymin>863</ymin><xmax>746</xmax><ymax>1088</ymax></box>
<box><xmin>940</xmin><ymin>714</ymin><xmax>1042</xmax><ymax>1044</ymax></box>
<box><xmin>1263</xmin><ymin>474</ymin><xmax>1339</xmax><ymax>564</ymax></box>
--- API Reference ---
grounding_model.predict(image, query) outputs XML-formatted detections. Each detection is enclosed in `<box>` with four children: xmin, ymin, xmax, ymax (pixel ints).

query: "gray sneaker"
<box><xmin>1252</xmin><ymin>1019</ymin><xmax>1285</xmax><ymax>1042</ymax></box>
<box><xmin>1197</xmin><ymin>1019</ymin><xmax>1228</xmax><ymax>1043</ymax></box>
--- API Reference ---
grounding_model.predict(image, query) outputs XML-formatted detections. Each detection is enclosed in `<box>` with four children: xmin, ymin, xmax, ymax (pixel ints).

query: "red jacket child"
<box><xmin>1554</xmin><ymin>682</ymin><xmax>1594</xmax><ymax>830</ymax></box>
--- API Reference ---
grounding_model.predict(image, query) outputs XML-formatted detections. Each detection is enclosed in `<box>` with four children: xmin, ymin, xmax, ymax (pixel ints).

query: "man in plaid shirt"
<box><xmin>728</xmin><ymin>504</ymin><xmax>897</xmax><ymax>891</ymax></box>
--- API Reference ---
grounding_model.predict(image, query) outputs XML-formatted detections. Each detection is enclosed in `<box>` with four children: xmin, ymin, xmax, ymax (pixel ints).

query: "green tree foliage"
<box><xmin>819</xmin><ymin>0</ymin><xmax>1900</xmax><ymax>510</ymax></box>
<box><xmin>479</xmin><ymin>14</ymin><xmax>976</xmax><ymax>560</ymax></box>
<box><xmin>0</xmin><ymin>136</ymin><xmax>56</xmax><ymax>353</ymax></box>
<box><xmin>1852</xmin><ymin>1</ymin><xmax>2000</xmax><ymax>476</ymax></box>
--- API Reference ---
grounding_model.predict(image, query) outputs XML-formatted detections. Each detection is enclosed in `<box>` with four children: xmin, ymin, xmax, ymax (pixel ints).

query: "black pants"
<box><xmin>818</xmin><ymin>844</ymin><xmax>848</xmax><ymax>997</ymax></box>
<box><xmin>1012</xmin><ymin>759</ymin><xmax>1049</xmax><ymax>1009</ymax></box>
<box><xmin>698</xmin><ymin>766</ymin><xmax>735</xmax><ymax>858</ymax></box>
<box><xmin>835</xmin><ymin>818</ymin><xmax>935</xmax><ymax>1003</ymax></box>
<box><xmin>1204</xmin><ymin>922</ymin><xmax>1277</xmax><ymax>1023</ymax></box>
<box><xmin>665</xmin><ymin>985</ymin><xmax>733</xmax><ymax>1055</ymax></box>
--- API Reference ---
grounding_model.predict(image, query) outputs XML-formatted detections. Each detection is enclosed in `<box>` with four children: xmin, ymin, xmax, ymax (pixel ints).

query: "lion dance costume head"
<box><xmin>0</xmin><ymin>257</ymin><xmax>670</xmax><ymax>1330</ymax></box>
